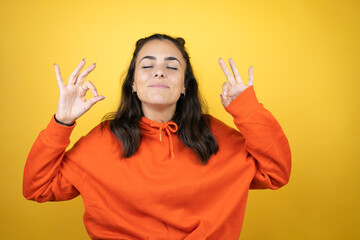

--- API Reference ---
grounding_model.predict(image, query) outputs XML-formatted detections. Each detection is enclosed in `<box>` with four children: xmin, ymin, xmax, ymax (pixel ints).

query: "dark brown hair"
<box><xmin>104</xmin><ymin>34</ymin><xmax>218</xmax><ymax>164</ymax></box>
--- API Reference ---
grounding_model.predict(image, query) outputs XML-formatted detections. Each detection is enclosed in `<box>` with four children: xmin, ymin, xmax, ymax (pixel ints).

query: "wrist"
<box><xmin>54</xmin><ymin>115</ymin><xmax>75</xmax><ymax>126</ymax></box>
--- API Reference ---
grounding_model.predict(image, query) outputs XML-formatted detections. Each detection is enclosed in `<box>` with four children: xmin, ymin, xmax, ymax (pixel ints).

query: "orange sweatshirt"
<box><xmin>23</xmin><ymin>86</ymin><xmax>291</xmax><ymax>240</ymax></box>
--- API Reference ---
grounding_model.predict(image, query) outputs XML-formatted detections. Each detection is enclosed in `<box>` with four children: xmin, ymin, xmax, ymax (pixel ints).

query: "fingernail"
<box><xmin>218</xmin><ymin>57</ymin><xmax>221</xmax><ymax>61</ymax></box>
<box><xmin>54</xmin><ymin>62</ymin><xmax>56</xmax><ymax>66</ymax></box>
<box><xmin>82</xmin><ymin>58</ymin><xmax>86</xmax><ymax>61</ymax></box>
<box><xmin>220</xmin><ymin>94</ymin><xmax>223</xmax><ymax>98</ymax></box>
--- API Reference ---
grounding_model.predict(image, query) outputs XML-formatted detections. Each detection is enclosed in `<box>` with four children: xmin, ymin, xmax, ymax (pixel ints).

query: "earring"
<box><xmin>180</xmin><ymin>92</ymin><xmax>185</xmax><ymax>98</ymax></box>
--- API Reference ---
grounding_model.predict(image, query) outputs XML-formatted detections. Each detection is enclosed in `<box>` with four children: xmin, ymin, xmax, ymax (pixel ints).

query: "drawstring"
<box><xmin>150</xmin><ymin>121</ymin><xmax>178</xmax><ymax>159</ymax></box>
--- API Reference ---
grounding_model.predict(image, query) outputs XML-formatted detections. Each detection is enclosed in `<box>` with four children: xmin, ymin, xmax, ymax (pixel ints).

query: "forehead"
<box><xmin>137</xmin><ymin>39</ymin><xmax>184</xmax><ymax>62</ymax></box>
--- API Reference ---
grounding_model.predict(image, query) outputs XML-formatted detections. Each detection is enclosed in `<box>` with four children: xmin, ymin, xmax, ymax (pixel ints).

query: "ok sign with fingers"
<box><xmin>54</xmin><ymin>59</ymin><xmax>105</xmax><ymax>125</ymax></box>
<box><xmin>218</xmin><ymin>58</ymin><xmax>253</xmax><ymax>108</ymax></box>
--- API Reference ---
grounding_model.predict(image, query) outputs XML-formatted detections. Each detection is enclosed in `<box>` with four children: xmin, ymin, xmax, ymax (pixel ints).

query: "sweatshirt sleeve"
<box><xmin>225</xmin><ymin>86</ymin><xmax>291</xmax><ymax>189</ymax></box>
<box><xmin>23</xmin><ymin>115</ymin><xmax>86</xmax><ymax>202</ymax></box>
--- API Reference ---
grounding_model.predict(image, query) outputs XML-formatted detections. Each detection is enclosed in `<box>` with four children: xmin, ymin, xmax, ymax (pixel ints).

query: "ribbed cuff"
<box><xmin>41</xmin><ymin>115</ymin><xmax>77</xmax><ymax>146</ymax></box>
<box><xmin>54</xmin><ymin>115</ymin><xmax>75</xmax><ymax>126</ymax></box>
<box><xmin>225</xmin><ymin>86</ymin><xmax>261</xmax><ymax>121</ymax></box>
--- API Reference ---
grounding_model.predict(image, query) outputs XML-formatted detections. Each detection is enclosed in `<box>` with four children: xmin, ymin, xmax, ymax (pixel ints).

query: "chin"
<box><xmin>141</xmin><ymin>95</ymin><xmax>178</xmax><ymax>107</ymax></box>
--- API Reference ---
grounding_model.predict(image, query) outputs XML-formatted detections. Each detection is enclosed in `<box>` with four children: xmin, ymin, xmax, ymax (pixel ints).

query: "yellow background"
<box><xmin>1</xmin><ymin>0</ymin><xmax>359</xmax><ymax>239</ymax></box>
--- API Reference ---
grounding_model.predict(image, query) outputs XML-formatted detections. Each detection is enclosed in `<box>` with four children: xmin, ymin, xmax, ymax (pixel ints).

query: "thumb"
<box><xmin>84</xmin><ymin>95</ymin><xmax>105</xmax><ymax>111</ymax></box>
<box><xmin>220</xmin><ymin>94</ymin><xmax>230</xmax><ymax>108</ymax></box>
<box><xmin>222</xmin><ymin>82</ymin><xmax>231</xmax><ymax>97</ymax></box>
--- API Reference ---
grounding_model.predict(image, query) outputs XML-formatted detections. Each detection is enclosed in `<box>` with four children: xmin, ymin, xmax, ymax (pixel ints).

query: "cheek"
<box><xmin>133</xmin><ymin>73</ymin><xmax>147</xmax><ymax>91</ymax></box>
<box><xmin>174</xmin><ymin>75</ymin><xmax>185</xmax><ymax>93</ymax></box>
<box><xmin>133</xmin><ymin>78</ymin><xmax>150</xmax><ymax>102</ymax></box>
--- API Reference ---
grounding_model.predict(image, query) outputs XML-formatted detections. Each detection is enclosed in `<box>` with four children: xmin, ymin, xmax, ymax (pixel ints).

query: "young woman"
<box><xmin>23</xmin><ymin>34</ymin><xmax>291</xmax><ymax>240</ymax></box>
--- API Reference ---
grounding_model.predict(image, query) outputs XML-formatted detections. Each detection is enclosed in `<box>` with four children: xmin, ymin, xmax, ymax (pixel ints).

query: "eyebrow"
<box><xmin>139</xmin><ymin>56</ymin><xmax>182</xmax><ymax>65</ymax></box>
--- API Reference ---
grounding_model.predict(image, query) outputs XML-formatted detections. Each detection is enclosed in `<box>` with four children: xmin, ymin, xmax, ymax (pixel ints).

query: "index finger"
<box><xmin>218</xmin><ymin>58</ymin><xmax>236</xmax><ymax>86</ymax></box>
<box><xmin>229</xmin><ymin>58</ymin><xmax>243</xmax><ymax>85</ymax></box>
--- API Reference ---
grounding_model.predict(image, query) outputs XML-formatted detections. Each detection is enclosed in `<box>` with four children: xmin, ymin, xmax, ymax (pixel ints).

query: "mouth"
<box><xmin>148</xmin><ymin>83</ymin><xmax>169</xmax><ymax>88</ymax></box>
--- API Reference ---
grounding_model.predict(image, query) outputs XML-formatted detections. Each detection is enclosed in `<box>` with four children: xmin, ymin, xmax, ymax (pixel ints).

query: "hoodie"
<box><xmin>23</xmin><ymin>86</ymin><xmax>291</xmax><ymax>240</ymax></box>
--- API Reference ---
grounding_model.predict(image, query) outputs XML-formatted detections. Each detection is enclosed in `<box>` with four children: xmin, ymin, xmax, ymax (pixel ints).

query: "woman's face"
<box><xmin>133</xmin><ymin>39</ymin><xmax>186</xmax><ymax>112</ymax></box>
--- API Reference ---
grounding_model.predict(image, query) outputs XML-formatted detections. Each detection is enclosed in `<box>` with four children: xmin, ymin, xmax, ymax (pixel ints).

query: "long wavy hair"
<box><xmin>104</xmin><ymin>34</ymin><xmax>218</xmax><ymax>164</ymax></box>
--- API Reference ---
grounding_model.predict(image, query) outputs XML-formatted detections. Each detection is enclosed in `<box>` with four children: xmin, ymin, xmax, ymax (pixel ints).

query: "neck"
<box><xmin>141</xmin><ymin>103</ymin><xmax>176</xmax><ymax>123</ymax></box>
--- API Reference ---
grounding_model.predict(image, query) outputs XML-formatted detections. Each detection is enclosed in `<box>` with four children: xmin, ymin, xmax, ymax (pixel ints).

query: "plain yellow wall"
<box><xmin>1</xmin><ymin>0</ymin><xmax>359</xmax><ymax>239</ymax></box>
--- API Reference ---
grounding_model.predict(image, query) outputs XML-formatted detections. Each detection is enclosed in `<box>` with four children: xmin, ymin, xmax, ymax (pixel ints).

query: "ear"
<box><xmin>132</xmin><ymin>83</ymin><xmax>137</xmax><ymax>92</ymax></box>
<box><xmin>182</xmin><ymin>86</ymin><xmax>186</xmax><ymax>94</ymax></box>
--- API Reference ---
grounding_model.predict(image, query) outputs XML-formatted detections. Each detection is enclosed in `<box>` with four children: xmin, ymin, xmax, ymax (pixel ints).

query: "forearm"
<box><xmin>226</xmin><ymin>87</ymin><xmax>291</xmax><ymax>189</ymax></box>
<box><xmin>23</xmin><ymin>115</ymin><xmax>79</xmax><ymax>201</ymax></box>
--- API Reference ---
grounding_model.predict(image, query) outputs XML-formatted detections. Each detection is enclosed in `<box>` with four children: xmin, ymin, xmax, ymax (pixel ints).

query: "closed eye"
<box><xmin>167</xmin><ymin>67</ymin><xmax>178</xmax><ymax>70</ymax></box>
<box><xmin>142</xmin><ymin>66</ymin><xmax>153</xmax><ymax>68</ymax></box>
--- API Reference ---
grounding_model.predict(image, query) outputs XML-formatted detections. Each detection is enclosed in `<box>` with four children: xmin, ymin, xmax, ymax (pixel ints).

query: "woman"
<box><xmin>23</xmin><ymin>34</ymin><xmax>291</xmax><ymax>240</ymax></box>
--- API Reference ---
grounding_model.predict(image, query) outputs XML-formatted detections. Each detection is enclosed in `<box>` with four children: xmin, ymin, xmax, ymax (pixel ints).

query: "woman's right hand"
<box><xmin>54</xmin><ymin>59</ymin><xmax>105</xmax><ymax>125</ymax></box>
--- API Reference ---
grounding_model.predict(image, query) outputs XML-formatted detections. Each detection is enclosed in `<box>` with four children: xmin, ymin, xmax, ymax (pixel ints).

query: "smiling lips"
<box><xmin>148</xmin><ymin>83</ymin><xmax>169</xmax><ymax>88</ymax></box>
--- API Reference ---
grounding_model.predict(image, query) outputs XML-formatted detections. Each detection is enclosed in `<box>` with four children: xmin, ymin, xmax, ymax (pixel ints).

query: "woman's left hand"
<box><xmin>218</xmin><ymin>58</ymin><xmax>253</xmax><ymax>107</ymax></box>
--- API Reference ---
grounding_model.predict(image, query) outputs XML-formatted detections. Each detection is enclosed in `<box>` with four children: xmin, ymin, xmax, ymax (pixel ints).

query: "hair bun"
<box><xmin>136</xmin><ymin>38</ymin><xmax>146</xmax><ymax>47</ymax></box>
<box><xmin>176</xmin><ymin>37</ymin><xmax>185</xmax><ymax>46</ymax></box>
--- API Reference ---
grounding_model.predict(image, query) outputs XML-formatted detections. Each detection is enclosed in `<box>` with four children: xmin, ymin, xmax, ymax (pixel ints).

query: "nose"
<box><xmin>154</xmin><ymin>73</ymin><xmax>165</xmax><ymax>78</ymax></box>
<box><xmin>154</xmin><ymin>66</ymin><xmax>166</xmax><ymax>78</ymax></box>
